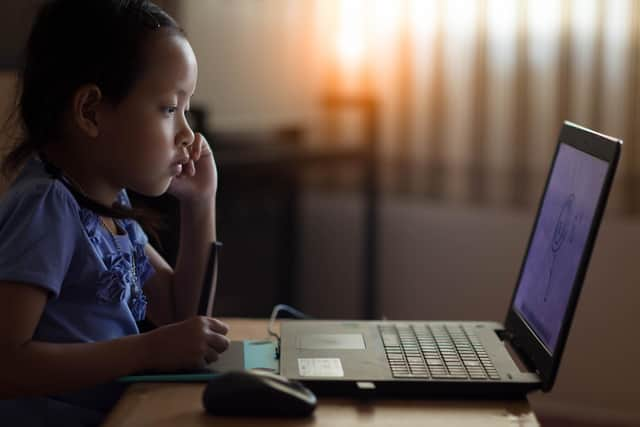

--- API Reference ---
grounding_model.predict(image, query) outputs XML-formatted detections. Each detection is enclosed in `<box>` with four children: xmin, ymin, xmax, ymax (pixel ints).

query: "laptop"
<box><xmin>272</xmin><ymin>121</ymin><xmax>621</xmax><ymax>397</ymax></box>
<box><xmin>128</xmin><ymin>121</ymin><xmax>619</xmax><ymax>396</ymax></box>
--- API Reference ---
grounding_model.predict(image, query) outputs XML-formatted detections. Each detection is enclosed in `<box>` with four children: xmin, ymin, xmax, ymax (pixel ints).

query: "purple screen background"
<box><xmin>513</xmin><ymin>143</ymin><xmax>608</xmax><ymax>353</ymax></box>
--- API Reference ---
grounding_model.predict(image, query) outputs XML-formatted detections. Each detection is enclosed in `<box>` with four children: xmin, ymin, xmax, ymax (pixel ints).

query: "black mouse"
<box><xmin>202</xmin><ymin>369</ymin><xmax>317</xmax><ymax>417</ymax></box>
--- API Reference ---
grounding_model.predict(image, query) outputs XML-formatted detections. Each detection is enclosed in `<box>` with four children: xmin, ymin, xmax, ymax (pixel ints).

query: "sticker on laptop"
<box><xmin>297</xmin><ymin>358</ymin><xmax>344</xmax><ymax>377</ymax></box>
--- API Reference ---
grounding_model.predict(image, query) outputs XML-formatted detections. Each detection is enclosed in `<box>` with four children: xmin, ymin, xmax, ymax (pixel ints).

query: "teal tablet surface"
<box><xmin>117</xmin><ymin>340</ymin><xmax>279</xmax><ymax>383</ymax></box>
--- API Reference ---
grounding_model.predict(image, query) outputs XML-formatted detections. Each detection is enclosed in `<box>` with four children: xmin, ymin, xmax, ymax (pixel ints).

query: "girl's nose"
<box><xmin>179</xmin><ymin>135</ymin><xmax>195</xmax><ymax>148</ymax></box>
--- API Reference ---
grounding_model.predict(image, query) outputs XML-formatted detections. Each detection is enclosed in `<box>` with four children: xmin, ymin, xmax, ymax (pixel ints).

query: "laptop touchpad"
<box><xmin>298</xmin><ymin>334</ymin><xmax>366</xmax><ymax>350</ymax></box>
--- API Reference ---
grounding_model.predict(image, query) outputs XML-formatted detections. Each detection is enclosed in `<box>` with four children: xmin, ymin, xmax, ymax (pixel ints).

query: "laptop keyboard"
<box><xmin>379</xmin><ymin>324</ymin><xmax>501</xmax><ymax>380</ymax></box>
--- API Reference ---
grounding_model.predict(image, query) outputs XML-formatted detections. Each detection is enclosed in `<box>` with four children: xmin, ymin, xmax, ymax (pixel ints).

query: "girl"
<box><xmin>0</xmin><ymin>0</ymin><xmax>229</xmax><ymax>425</ymax></box>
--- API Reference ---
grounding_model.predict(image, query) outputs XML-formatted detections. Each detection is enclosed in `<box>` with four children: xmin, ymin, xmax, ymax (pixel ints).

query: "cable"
<box><xmin>267</xmin><ymin>304</ymin><xmax>312</xmax><ymax>341</ymax></box>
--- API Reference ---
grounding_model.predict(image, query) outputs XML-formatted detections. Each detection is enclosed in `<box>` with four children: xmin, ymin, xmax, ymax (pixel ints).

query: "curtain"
<box><xmin>318</xmin><ymin>0</ymin><xmax>639</xmax><ymax>214</ymax></box>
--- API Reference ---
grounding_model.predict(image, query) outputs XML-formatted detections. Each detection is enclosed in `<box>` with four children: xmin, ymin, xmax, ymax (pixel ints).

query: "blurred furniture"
<box><xmin>102</xmin><ymin>318</ymin><xmax>540</xmax><ymax>427</ymax></box>
<box><xmin>214</xmin><ymin>134</ymin><xmax>372</xmax><ymax>317</ymax></box>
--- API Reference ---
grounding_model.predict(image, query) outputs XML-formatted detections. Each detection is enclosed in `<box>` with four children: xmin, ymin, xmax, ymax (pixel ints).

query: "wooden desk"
<box><xmin>102</xmin><ymin>319</ymin><xmax>540</xmax><ymax>427</ymax></box>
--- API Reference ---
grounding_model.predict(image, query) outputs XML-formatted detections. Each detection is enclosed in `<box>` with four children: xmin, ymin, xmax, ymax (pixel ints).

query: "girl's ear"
<box><xmin>71</xmin><ymin>84</ymin><xmax>103</xmax><ymax>138</ymax></box>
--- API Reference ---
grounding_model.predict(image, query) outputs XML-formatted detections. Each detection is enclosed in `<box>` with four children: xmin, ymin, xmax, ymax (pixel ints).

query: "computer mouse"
<box><xmin>202</xmin><ymin>369</ymin><xmax>317</xmax><ymax>417</ymax></box>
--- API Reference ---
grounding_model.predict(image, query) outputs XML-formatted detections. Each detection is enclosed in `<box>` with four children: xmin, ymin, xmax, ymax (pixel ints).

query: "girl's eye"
<box><xmin>164</xmin><ymin>106</ymin><xmax>178</xmax><ymax>114</ymax></box>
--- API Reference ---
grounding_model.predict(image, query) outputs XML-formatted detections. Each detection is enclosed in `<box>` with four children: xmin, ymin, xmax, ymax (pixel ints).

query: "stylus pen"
<box><xmin>197</xmin><ymin>241</ymin><xmax>222</xmax><ymax>316</ymax></box>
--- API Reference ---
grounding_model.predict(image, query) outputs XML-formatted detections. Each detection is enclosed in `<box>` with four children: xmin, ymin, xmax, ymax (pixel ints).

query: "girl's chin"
<box><xmin>130</xmin><ymin>179</ymin><xmax>172</xmax><ymax>197</ymax></box>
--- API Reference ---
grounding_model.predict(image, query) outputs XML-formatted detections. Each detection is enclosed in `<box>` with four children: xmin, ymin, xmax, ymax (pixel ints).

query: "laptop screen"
<box><xmin>513</xmin><ymin>142</ymin><xmax>608</xmax><ymax>354</ymax></box>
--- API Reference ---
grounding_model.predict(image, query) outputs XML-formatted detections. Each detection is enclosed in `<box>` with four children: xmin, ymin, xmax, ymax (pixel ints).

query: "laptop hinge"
<box><xmin>496</xmin><ymin>329</ymin><xmax>514</xmax><ymax>342</ymax></box>
<box><xmin>495</xmin><ymin>329</ymin><xmax>538</xmax><ymax>374</ymax></box>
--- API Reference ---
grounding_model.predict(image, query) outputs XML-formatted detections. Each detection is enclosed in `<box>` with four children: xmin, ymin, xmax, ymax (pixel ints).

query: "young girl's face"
<box><xmin>97</xmin><ymin>30</ymin><xmax>198</xmax><ymax>197</ymax></box>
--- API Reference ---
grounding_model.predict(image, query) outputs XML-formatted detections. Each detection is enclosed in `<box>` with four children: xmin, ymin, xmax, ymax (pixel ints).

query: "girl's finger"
<box><xmin>190</xmin><ymin>161</ymin><xmax>197</xmax><ymax>176</ymax></box>
<box><xmin>193</xmin><ymin>135</ymin><xmax>204</xmax><ymax>162</ymax></box>
<box><xmin>206</xmin><ymin>332</ymin><xmax>230</xmax><ymax>354</ymax></box>
<box><xmin>204</xmin><ymin>348</ymin><xmax>219</xmax><ymax>364</ymax></box>
<box><xmin>208</xmin><ymin>318</ymin><xmax>230</xmax><ymax>335</ymax></box>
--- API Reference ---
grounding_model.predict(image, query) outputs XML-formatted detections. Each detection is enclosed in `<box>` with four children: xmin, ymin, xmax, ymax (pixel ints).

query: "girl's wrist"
<box><xmin>180</xmin><ymin>197</ymin><xmax>216</xmax><ymax>225</ymax></box>
<box><xmin>179</xmin><ymin>193</ymin><xmax>216</xmax><ymax>213</ymax></box>
<box><xmin>133</xmin><ymin>331</ymin><xmax>158</xmax><ymax>372</ymax></box>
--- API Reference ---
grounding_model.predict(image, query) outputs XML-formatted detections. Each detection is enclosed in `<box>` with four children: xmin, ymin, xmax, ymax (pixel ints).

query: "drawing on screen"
<box><xmin>544</xmin><ymin>194</ymin><xmax>575</xmax><ymax>302</ymax></box>
<box><xmin>542</xmin><ymin>156</ymin><xmax>587</xmax><ymax>303</ymax></box>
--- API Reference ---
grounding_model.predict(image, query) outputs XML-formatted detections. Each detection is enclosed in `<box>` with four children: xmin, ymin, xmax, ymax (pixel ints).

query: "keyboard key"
<box><xmin>382</xmin><ymin>334</ymin><xmax>400</xmax><ymax>346</ymax></box>
<box><xmin>431</xmin><ymin>372</ymin><xmax>452</xmax><ymax>379</ymax></box>
<box><xmin>470</xmin><ymin>374</ymin><xmax>488</xmax><ymax>380</ymax></box>
<box><xmin>445</xmin><ymin>363</ymin><xmax>463</xmax><ymax>369</ymax></box>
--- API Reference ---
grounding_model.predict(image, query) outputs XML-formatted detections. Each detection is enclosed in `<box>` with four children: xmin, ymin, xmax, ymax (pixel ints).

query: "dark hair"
<box><xmin>2</xmin><ymin>0</ymin><xmax>185</xmax><ymax>235</ymax></box>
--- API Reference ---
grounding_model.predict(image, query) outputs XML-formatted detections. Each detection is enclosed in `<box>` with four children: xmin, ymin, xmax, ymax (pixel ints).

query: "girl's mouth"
<box><xmin>171</xmin><ymin>163</ymin><xmax>183</xmax><ymax>176</ymax></box>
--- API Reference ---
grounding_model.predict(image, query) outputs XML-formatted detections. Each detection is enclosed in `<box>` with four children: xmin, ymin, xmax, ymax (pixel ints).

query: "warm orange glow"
<box><xmin>336</xmin><ymin>0</ymin><xmax>366</xmax><ymax>75</ymax></box>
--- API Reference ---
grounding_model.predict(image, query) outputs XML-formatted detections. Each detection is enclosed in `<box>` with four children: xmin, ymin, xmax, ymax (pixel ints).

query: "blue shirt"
<box><xmin>0</xmin><ymin>158</ymin><xmax>156</xmax><ymax>425</ymax></box>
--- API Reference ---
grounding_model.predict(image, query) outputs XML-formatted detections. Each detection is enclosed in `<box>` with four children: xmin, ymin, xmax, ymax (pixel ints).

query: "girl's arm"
<box><xmin>143</xmin><ymin>200</ymin><xmax>216</xmax><ymax>325</ymax></box>
<box><xmin>0</xmin><ymin>281</ymin><xmax>228</xmax><ymax>399</ymax></box>
<box><xmin>143</xmin><ymin>133</ymin><xmax>219</xmax><ymax>325</ymax></box>
<box><xmin>173</xmin><ymin>199</ymin><xmax>217</xmax><ymax>320</ymax></box>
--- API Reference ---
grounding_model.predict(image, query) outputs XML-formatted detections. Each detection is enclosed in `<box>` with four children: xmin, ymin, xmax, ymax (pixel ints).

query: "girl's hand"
<box><xmin>167</xmin><ymin>133</ymin><xmax>218</xmax><ymax>206</ymax></box>
<box><xmin>141</xmin><ymin>316</ymin><xmax>230</xmax><ymax>371</ymax></box>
